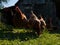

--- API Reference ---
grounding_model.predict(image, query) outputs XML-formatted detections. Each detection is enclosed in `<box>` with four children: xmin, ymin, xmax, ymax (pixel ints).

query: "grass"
<box><xmin>0</xmin><ymin>21</ymin><xmax>60</xmax><ymax>45</ymax></box>
<box><xmin>0</xmin><ymin>27</ymin><xmax>60</xmax><ymax>45</ymax></box>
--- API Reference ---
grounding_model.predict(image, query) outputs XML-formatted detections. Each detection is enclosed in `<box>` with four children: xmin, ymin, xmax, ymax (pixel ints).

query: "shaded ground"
<box><xmin>0</xmin><ymin>29</ymin><xmax>38</xmax><ymax>41</ymax></box>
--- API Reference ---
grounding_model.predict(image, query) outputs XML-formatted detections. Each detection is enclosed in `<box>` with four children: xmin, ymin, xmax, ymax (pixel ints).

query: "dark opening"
<box><xmin>53</xmin><ymin>0</ymin><xmax>60</xmax><ymax>19</ymax></box>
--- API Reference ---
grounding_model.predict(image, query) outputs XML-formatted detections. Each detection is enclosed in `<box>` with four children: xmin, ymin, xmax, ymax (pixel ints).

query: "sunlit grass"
<box><xmin>0</xmin><ymin>28</ymin><xmax>60</xmax><ymax>45</ymax></box>
<box><xmin>0</xmin><ymin>22</ymin><xmax>60</xmax><ymax>45</ymax></box>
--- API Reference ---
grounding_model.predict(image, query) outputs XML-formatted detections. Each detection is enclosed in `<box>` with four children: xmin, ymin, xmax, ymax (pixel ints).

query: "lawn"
<box><xmin>0</xmin><ymin>21</ymin><xmax>60</xmax><ymax>45</ymax></box>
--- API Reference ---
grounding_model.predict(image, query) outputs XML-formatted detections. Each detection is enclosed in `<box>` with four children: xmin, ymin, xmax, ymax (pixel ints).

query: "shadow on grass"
<box><xmin>0</xmin><ymin>22</ymin><xmax>38</xmax><ymax>41</ymax></box>
<box><xmin>0</xmin><ymin>30</ymin><xmax>38</xmax><ymax>41</ymax></box>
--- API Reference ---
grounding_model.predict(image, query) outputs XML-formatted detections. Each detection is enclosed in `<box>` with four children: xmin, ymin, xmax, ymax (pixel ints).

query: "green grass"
<box><xmin>0</xmin><ymin>22</ymin><xmax>60</xmax><ymax>45</ymax></box>
<box><xmin>0</xmin><ymin>28</ymin><xmax>60</xmax><ymax>45</ymax></box>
